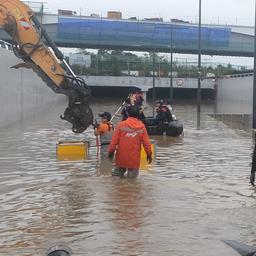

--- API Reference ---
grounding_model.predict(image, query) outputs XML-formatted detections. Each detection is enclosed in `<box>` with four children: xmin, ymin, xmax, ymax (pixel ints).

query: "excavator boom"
<box><xmin>0</xmin><ymin>0</ymin><xmax>93</xmax><ymax>133</ymax></box>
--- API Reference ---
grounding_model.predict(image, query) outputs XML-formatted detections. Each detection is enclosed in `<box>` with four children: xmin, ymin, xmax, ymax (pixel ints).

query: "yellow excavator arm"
<box><xmin>0</xmin><ymin>0</ymin><xmax>93</xmax><ymax>133</ymax></box>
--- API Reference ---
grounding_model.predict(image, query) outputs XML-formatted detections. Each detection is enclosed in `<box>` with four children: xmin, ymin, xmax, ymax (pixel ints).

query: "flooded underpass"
<box><xmin>0</xmin><ymin>98</ymin><xmax>255</xmax><ymax>256</ymax></box>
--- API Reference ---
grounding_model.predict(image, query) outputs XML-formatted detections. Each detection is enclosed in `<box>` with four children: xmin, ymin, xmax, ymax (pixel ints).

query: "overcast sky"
<box><xmin>46</xmin><ymin>0</ymin><xmax>255</xmax><ymax>26</ymax></box>
<box><xmin>45</xmin><ymin>0</ymin><xmax>255</xmax><ymax>67</ymax></box>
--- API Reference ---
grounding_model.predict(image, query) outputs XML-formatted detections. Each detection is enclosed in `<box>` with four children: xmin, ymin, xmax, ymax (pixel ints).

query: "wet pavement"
<box><xmin>0</xmin><ymin>99</ymin><xmax>255</xmax><ymax>256</ymax></box>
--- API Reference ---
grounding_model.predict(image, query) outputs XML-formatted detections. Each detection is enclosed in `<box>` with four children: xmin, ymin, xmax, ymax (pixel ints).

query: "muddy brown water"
<box><xmin>0</xmin><ymin>98</ymin><xmax>255</xmax><ymax>256</ymax></box>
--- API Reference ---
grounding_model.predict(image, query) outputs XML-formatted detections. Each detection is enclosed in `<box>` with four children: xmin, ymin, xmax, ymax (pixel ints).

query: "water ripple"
<box><xmin>0</xmin><ymin>100</ymin><xmax>254</xmax><ymax>256</ymax></box>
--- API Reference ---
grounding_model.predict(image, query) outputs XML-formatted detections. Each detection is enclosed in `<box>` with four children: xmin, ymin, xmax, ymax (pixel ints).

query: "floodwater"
<box><xmin>0</xmin><ymin>99</ymin><xmax>255</xmax><ymax>256</ymax></box>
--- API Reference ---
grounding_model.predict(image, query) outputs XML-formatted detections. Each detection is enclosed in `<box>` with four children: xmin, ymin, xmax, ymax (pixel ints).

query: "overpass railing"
<box><xmin>0</xmin><ymin>17</ymin><xmax>254</xmax><ymax>56</ymax></box>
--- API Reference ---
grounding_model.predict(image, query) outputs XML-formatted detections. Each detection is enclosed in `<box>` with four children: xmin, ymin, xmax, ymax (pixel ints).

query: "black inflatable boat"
<box><xmin>143</xmin><ymin>104</ymin><xmax>183</xmax><ymax>137</ymax></box>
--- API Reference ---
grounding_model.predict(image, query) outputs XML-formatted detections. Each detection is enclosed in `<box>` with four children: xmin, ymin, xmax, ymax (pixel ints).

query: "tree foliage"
<box><xmin>70</xmin><ymin>50</ymin><xmax>251</xmax><ymax>78</ymax></box>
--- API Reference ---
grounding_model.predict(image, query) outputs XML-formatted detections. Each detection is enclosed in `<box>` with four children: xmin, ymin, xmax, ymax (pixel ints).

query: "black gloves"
<box><xmin>108</xmin><ymin>151</ymin><xmax>115</xmax><ymax>160</ymax></box>
<box><xmin>93</xmin><ymin>122</ymin><xmax>99</xmax><ymax>129</ymax></box>
<box><xmin>92</xmin><ymin>119</ymin><xmax>99</xmax><ymax>129</ymax></box>
<box><xmin>147</xmin><ymin>154</ymin><xmax>152</xmax><ymax>164</ymax></box>
<box><xmin>250</xmin><ymin>172</ymin><xmax>255</xmax><ymax>187</ymax></box>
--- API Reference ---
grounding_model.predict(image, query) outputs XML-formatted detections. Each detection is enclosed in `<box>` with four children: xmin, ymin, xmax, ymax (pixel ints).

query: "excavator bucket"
<box><xmin>12</xmin><ymin>62</ymin><xmax>94</xmax><ymax>133</ymax></box>
<box><xmin>0</xmin><ymin>1</ymin><xmax>93</xmax><ymax>133</ymax></box>
<box><xmin>59</xmin><ymin>76</ymin><xmax>94</xmax><ymax>133</ymax></box>
<box><xmin>61</xmin><ymin>103</ymin><xmax>93</xmax><ymax>133</ymax></box>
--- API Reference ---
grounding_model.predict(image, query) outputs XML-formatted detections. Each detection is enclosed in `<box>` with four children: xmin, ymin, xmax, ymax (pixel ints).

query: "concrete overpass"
<box><xmin>80</xmin><ymin>75</ymin><xmax>215</xmax><ymax>99</ymax></box>
<box><xmin>82</xmin><ymin>75</ymin><xmax>215</xmax><ymax>91</ymax></box>
<box><xmin>0</xmin><ymin>13</ymin><xmax>254</xmax><ymax>57</ymax></box>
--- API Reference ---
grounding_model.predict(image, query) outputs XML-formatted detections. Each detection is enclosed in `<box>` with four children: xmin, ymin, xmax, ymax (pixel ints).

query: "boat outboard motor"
<box><xmin>47</xmin><ymin>245</ymin><xmax>72</xmax><ymax>256</ymax></box>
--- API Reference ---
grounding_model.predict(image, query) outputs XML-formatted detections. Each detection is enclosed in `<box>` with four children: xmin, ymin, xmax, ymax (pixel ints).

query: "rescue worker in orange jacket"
<box><xmin>94</xmin><ymin>112</ymin><xmax>114</xmax><ymax>157</ymax></box>
<box><xmin>94</xmin><ymin>112</ymin><xmax>113</xmax><ymax>138</ymax></box>
<box><xmin>108</xmin><ymin>105</ymin><xmax>152</xmax><ymax>178</ymax></box>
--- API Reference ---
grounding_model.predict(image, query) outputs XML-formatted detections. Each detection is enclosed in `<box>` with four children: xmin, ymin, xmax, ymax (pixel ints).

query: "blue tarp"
<box><xmin>58</xmin><ymin>17</ymin><xmax>231</xmax><ymax>49</ymax></box>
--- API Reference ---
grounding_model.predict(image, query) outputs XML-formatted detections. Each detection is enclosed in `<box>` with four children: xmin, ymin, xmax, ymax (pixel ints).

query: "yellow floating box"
<box><xmin>56</xmin><ymin>141</ymin><xmax>89</xmax><ymax>161</ymax></box>
<box><xmin>140</xmin><ymin>142</ymin><xmax>155</xmax><ymax>169</ymax></box>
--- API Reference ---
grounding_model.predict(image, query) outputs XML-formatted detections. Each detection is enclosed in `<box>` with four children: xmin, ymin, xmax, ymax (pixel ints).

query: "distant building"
<box><xmin>121</xmin><ymin>70</ymin><xmax>139</xmax><ymax>76</ymax></box>
<box><xmin>128</xmin><ymin>17</ymin><xmax>137</xmax><ymax>20</ymax></box>
<box><xmin>206</xmin><ymin>72</ymin><xmax>215</xmax><ymax>78</ymax></box>
<box><xmin>90</xmin><ymin>13</ymin><xmax>100</xmax><ymax>18</ymax></box>
<box><xmin>107</xmin><ymin>11</ymin><xmax>122</xmax><ymax>20</ymax></box>
<box><xmin>149</xmin><ymin>71</ymin><xmax>162</xmax><ymax>76</ymax></box>
<box><xmin>170</xmin><ymin>18</ymin><xmax>189</xmax><ymax>24</ymax></box>
<box><xmin>168</xmin><ymin>71</ymin><xmax>178</xmax><ymax>77</ymax></box>
<box><xmin>69</xmin><ymin>53</ymin><xmax>91</xmax><ymax>67</ymax></box>
<box><xmin>143</xmin><ymin>17</ymin><xmax>163</xmax><ymax>22</ymax></box>
<box><xmin>58</xmin><ymin>9</ymin><xmax>75</xmax><ymax>16</ymax></box>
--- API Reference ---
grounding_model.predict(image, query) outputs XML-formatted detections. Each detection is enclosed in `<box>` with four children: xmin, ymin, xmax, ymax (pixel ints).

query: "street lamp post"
<box><xmin>152</xmin><ymin>51</ymin><xmax>156</xmax><ymax>116</ymax></box>
<box><xmin>253</xmin><ymin>0</ymin><xmax>256</xmax><ymax>130</ymax></box>
<box><xmin>127</xmin><ymin>61</ymin><xmax>130</xmax><ymax>76</ymax></box>
<box><xmin>249</xmin><ymin>0</ymin><xmax>256</xmax><ymax>187</ymax></box>
<box><xmin>197</xmin><ymin>0</ymin><xmax>202</xmax><ymax>130</ymax></box>
<box><xmin>170</xmin><ymin>25</ymin><xmax>173</xmax><ymax>103</ymax></box>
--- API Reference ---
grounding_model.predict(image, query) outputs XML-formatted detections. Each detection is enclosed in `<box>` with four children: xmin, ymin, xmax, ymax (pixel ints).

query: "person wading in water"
<box><xmin>108</xmin><ymin>105</ymin><xmax>152</xmax><ymax>178</ymax></box>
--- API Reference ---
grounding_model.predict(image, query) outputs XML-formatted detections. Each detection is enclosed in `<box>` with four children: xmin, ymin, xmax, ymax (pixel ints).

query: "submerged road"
<box><xmin>0</xmin><ymin>99</ymin><xmax>255</xmax><ymax>256</ymax></box>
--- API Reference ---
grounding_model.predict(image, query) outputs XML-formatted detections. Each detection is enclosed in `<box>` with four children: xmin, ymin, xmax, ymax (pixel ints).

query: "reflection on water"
<box><xmin>0</xmin><ymin>99</ymin><xmax>255</xmax><ymax>256</ymax></box>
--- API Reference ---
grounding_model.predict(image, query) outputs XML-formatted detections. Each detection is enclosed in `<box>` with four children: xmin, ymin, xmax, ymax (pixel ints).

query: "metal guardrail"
<box><xmin>0</xmin><ymin>21</ymin><xmax>254</xmax><ymax>57</ymax></box>
<box><xmin>22</xmin><ymin>1</ymin><xmax>46</xmax><ymax>13</ymax></box>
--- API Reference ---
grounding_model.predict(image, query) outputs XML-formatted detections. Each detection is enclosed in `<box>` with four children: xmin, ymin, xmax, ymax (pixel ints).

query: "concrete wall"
<box><xmin>82</xmin><ymin>75</ymin><xmax>215</xmax><ymax>92</ymax></box>
<box><xmin>217</xmin><ymin>76</ymin><xmax>253</xmax><ymax>114</ymax></box>
<box><xmin>0</xmin><ymin>48</ymin><xmax>65</xmax><ymax>128</ymax></box>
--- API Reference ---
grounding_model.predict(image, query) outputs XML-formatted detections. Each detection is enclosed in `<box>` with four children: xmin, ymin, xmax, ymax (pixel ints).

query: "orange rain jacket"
<box><xmin>95</xmin><ymin>122</ymin><xmax>113</xmax><ymax>136</ymax></box>
<box><xmin>108</xmin><ymin>117</ymin><xmax>152</xmax><ymax>169</ymax></box>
